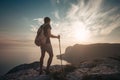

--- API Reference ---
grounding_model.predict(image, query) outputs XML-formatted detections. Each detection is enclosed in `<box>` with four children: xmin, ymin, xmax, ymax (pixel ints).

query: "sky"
<box><xmin>0</xmin><ymin>0</ymin><xmax>120</xmax><ymax>76</ymax></box>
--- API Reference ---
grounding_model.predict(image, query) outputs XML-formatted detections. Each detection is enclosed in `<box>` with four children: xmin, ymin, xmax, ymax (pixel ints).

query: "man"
<box><xmin>39</xmin><ymin>17</ymin><xmax>60</xmax><ymax>75</ymax></box>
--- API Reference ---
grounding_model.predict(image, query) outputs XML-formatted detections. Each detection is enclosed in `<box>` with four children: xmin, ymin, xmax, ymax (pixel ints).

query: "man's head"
<box><xmin>44</xmin><ymin>17</ymin><xmax>51</xmax><ymax>24</ymax></box>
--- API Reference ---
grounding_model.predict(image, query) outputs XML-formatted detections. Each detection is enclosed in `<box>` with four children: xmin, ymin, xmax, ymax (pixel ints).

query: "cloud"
<box><xmin>56</xmin><ymin>0</ymin><xmax>60</xmax><ymax>4</ymax></box>
<box><xmin>60</xmin><ymin>0</ymin><xmax>120</xmax><ymax>40</ymax></box>
<box><xmin>73</xmin><ymin>0</ymin><xmax>119</xmax><ymax>35</ymax></box>
<box><xmin>53</xmin><ymin>10</ymin><xmax>60</xmax><ymax>19</ymax></box>
<box><xmin>51</xmin><ymin>0</ymin><xmax>60</xmax><ymax>5</ymax></box>
<box><xmin>32</xmin><ymin>0</ymin><xmax>120</xmax><ymax>43</ymax></box>
<box><xmin>30</xmin><ymin>18</ymin><xmax>44</xmax><ymax>33</ymax></box>
<box><xmin>33</xmin><ymin>18</ymin><xmax>43</xmax><ymax>24</ymax></box>
<box><xmin>30</xmin><ymin>25</ymin><xmax>38</xmax><ymax>33</ymax></box>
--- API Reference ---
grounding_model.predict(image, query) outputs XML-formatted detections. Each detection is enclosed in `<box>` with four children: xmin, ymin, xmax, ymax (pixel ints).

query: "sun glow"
<box><xmin>72</xmin><ymin>21</ymin><xmax>90</xmax><ymax>42</ymax></box>
<box><xmin>75</xmin><ymin>29</ymin><xmax>89</xmax><ymax>41</ymax></box>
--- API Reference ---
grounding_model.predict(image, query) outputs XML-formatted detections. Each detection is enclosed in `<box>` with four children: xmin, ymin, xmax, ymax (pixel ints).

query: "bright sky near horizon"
<box><xmin>0</xmin><ymin>0</ymin><xmax>120</xmax><ymax>75</ymax></box>
<box><xmin>0</xmin><ymin>0</ymin><xmax>120</xmax><ymax>45</ymax></box>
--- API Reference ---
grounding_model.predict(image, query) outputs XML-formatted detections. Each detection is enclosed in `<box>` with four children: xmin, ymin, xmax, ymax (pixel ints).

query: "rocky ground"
<box><xmin>66</xmin><ymin>58</ymin><xmax>120</xmax><ymax>80</ymax></box>
<box><xmin>0</xmin><ymin>57</ymin><xmax>120</xmax><ymax>80</ymax></box>
<box><xmin>1</xmin><ymin>43</ymin><xmax>120</xmax><ymax>80</ymax></box>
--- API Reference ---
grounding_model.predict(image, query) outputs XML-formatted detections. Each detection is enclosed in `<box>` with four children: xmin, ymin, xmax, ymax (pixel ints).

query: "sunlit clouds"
<box><xmin>53</xmin><ymin>10</ymin><xmax>60</xmax><ymax>19</ymax></box>
<box><xmin>64</xmin><ymin>0</ymin><xmax>120</xmax><ymax>41</ymax></box>
<box><xmin>30</xmin><ymin>25</ymin><xmax>37</xmax><ymax>33</ymax></box>
<box><xmin>33</xmin><ymin>18</ymin><xmax>43</xmax><ymax>24</ymax></box>
<box><xmin>73</xmin><ymin>22</ymin><xmax>90</xmax><ymax>41</ymax></box>
<box><xmin>31</xmin><ymin>0</ymin><xmax>120</xmax><ymax>43</ymax></box>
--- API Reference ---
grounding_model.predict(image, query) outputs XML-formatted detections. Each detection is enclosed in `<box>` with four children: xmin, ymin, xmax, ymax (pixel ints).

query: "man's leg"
<box><xmin>39</xmin><ymin>48</ymin><xmax>45</xmax><ymax>75</ymax></box>
<box><xmin>46</xmin><ymin>44</ymin><xmax>53</xmax><ymax>72</ymax></box>
<box><xmin>46</xmin><ymin>51</ymin><xmax>53</xmax><ymax>71</ymax></box>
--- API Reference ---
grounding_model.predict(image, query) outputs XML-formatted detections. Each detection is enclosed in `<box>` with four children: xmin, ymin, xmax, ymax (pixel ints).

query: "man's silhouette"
<box><xmin>39</xmin><ymin>17</ymin><xmax>60</xmax><ymax>75</ymax></box>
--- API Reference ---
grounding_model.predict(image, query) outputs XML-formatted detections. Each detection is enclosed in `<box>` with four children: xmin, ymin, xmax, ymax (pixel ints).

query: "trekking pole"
<box><xmin>58</xmin><ymin>35</ymin><xmax>63</xmax><ymax>72</ymax></box>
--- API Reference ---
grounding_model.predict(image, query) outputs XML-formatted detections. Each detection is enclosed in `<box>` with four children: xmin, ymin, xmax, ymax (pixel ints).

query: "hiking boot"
<box><xmin>39</xmin><ymin>70</ymin><xmax>43</xmax><ymax>75</ymax></box>
<box><xmin>44</xmin><ymin>69</ymin><xmax>50</xmax><ymax>75</ymax></box>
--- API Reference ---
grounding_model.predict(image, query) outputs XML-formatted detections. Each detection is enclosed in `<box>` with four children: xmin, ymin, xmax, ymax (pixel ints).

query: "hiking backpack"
<box><xmin>34</xmin><ymin>24</ymin><xmax>46</xmax><ymax>46</ymax></box>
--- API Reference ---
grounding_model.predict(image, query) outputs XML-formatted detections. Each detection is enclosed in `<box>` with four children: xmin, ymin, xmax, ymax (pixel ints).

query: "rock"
<box><xmin>26</xmin><ymin>75</ymin><xmax>51</xmax><ymax>80</ymax></box>
<box><xmin>66</xmin><ymin>58</ymin><xmax>120</xmax><ymax>80</ymax></box>
<box><xmin>57</xmin><ymin>43</ymin><xmax>120</xmax><ymax>65</ymax></box>
<box><xmin>7</xmin><ymin>62</ymin><xmax>40</xmax><ymax>74</ymax></box>
<box><xmin>3</xmin><ymin>57</ymin><xmax>120</xmax><ymax>80</ymax></box>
